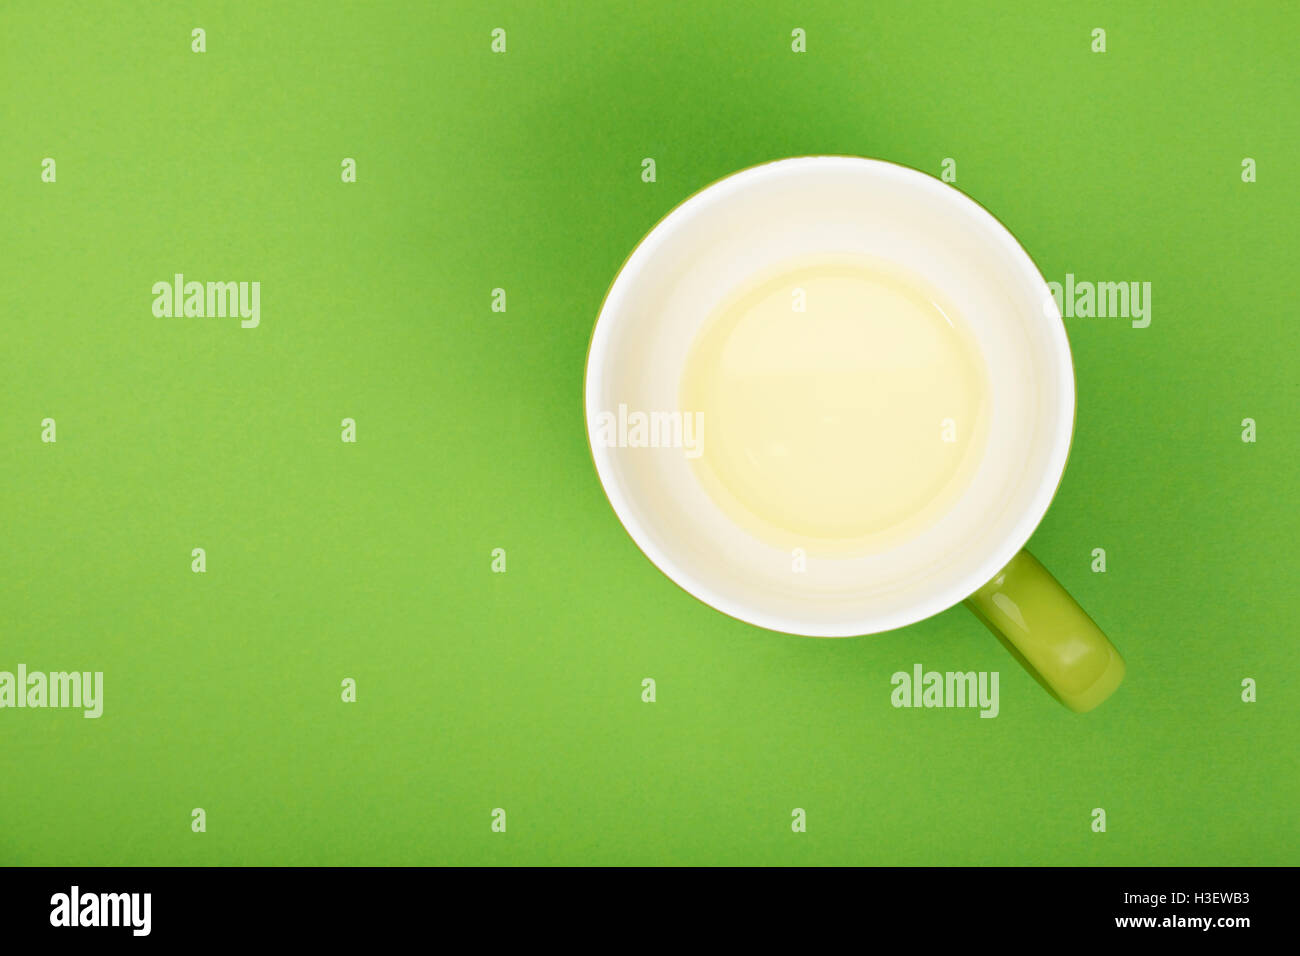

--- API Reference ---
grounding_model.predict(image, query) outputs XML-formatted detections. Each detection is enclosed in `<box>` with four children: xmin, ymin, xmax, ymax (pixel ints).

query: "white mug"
<box><xmin>584</xmin><ymin>156</ymin><xmax>1125</xmax><ymax>712</ymax></box>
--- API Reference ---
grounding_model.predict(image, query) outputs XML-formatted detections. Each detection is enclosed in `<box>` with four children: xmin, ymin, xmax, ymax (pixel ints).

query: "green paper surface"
<box><xmin>1</xmin><ymin>0</ymin><xmax>1296</xmax><ymax>865</ymax></box>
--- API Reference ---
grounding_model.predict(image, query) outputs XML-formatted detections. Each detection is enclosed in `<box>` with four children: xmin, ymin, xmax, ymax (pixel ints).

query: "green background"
<box><xmin>2</xmin><ymin>1</ymin><xmax>1296</xmax><ymax>866</ymax></box>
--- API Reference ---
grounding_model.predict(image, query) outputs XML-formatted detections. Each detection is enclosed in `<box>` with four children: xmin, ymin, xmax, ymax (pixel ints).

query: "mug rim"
<box><xmin>584</xmin><ymin>154</ymin><xmax>1076</xmax><ymax>637</ymax></box>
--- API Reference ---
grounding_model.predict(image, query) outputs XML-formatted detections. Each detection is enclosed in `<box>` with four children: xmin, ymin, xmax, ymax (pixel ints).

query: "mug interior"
<box><xmin>585</xmin><ymin>156</ymin><xmax>1074</xmax><ymax>636</ymax></box>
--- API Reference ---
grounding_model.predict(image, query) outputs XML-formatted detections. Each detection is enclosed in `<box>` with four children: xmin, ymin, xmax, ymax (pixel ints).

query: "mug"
<box><xmin>584</xmin><ymin>156</ymin><xmax>1125</xmax><ymax>712</ymax></box>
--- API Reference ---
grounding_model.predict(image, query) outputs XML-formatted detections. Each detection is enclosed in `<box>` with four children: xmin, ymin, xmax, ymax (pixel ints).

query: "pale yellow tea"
<box><xmin>680</xmin><ymin>253</ymin><xmax>991</xmax><ymax>554</ymax></box>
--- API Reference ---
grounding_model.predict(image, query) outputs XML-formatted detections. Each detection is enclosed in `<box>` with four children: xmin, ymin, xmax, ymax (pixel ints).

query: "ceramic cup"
<box><xmin>584</xmin><ymin>156</ymin><xmax>1125</xmax><ymax>712</ymax></box>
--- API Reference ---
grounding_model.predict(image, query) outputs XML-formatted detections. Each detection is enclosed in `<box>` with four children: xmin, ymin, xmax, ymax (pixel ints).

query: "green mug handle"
<box><xmin>964</xmin><ymin>550</ymin><xmax>1125</xmax><ymax>712</ymax></box>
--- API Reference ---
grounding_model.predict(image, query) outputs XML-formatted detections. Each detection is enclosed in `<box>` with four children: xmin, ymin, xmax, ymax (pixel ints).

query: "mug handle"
<box><xmin>964</xmin><ymin>550</ymin><xmax>1125</xmax><ymax>712</ymax></box>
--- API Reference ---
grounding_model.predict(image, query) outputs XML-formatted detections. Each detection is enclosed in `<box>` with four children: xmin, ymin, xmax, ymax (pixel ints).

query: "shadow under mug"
<box><xmin>584</xmin><ymin>156</ymin><xmax>1125</xmax><ymax>712</ymax></box>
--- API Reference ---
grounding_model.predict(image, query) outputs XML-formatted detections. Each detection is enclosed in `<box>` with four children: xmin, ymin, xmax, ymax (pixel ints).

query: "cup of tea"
<box><xmin>585</xmin><ymin>156</ymin><xmax>1124</xmax><ymax>712</ymax></box>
